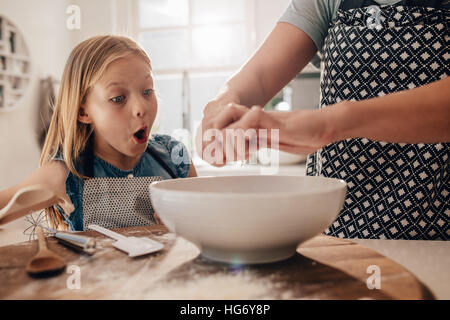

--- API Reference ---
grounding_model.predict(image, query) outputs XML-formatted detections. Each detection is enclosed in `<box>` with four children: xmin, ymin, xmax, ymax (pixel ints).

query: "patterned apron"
<box><xmin>81</xmin><ymin>147</ymin><xmax>177</xmax><ymax>230</ymax></box>
<box><xmin>306</xmin><ymin>0</ymin><xmax>449</xmax><ymax>240</ymax></box>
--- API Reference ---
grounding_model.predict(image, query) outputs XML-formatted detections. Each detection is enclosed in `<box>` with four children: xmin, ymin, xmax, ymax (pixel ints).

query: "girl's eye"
<box><xmin>111</xmin><ymin>95</ymin><xmax>125</xmax><ymax>104</ymax></box>
<box><xmin>143</xmin><ymin>89</ymin><xmax>154</xmax><ymax>96</ymax></box>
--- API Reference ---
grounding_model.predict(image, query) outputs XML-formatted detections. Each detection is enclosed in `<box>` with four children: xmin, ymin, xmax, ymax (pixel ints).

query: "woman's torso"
<box><xmin>305</xmin><ymin>0</ymin><xmax>449</xmax><ymax>240</ymax></box>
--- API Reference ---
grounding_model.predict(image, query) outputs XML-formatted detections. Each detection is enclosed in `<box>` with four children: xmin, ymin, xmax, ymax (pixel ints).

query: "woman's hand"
<box><xmin>195</xmin><ymin>98</ymin><xmax>340</xmax><ymax>166</ymax></box>
<box><xmin>195</xmin><ymin>97</ymin><xmax>251</xmax><ymax>167</ymax></box>
<box><xmin>224</xmin><ymin>105</ymin><xmax>336</xmax><ymax>156</ymax></box>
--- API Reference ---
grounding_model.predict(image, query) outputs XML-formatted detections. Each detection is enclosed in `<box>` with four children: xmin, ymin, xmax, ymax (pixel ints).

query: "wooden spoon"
<box><xmin>26</xmin><ymin>226</ymin><xmax>66</xmax><ymax>276</ymax></box>
<box><xmin>0</xmin><ymin>184</ymin><xmax>61</xmax><ymax>226</ymax></box>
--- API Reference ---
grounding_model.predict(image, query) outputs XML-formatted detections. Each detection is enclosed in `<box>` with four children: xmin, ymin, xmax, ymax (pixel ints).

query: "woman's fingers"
<box><xmin>211</xmin><ymin>103</ymin><xmax>250</xmax><ymax>130</ymax></box>
<box><xmin>225</xmin><ymin>107</ymin><xmax>327</xmax><ymax>155</ymax></box>
<box><xmin>227</xmin><ymin>106</ymin><xmax>282</xmax><ymax>131</ymax></box>
<box><xmin>220</xmin><ymin>106</ymin><xmax>275</xmax><ymax>160</ymax></box>
<box><xmin>196</xmin><ymin>102</ymin><xmax>251</xmax><ymax>166</ymax></box>
<box><xmin>225</xmin><ymin>106</ymin><xmax>282</xmax><ymax>149</ymax></box>
<box><xmin>198</xmin><ymin>102</ymin><xmax>321</xmax><ymax>164</ymax></box>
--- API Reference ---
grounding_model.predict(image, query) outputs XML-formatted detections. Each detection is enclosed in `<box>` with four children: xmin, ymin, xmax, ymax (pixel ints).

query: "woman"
<box><xmin>196</xmin><ymin>0</ymin><xmax>449</xmax><ymax>240</ymax></box>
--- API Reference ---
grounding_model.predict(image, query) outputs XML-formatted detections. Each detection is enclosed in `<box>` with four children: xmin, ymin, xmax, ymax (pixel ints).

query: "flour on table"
<box><xmin>140</xmin><ymin>270</ymin><xmax>294</xmax><ymax>300</ymax></box>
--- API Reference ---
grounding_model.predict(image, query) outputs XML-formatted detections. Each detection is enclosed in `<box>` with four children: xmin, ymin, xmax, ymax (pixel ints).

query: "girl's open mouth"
<box><xmin>133</xmin><ymin>127</ymin><xmax>148</xmax><ymax>144</ymax></box>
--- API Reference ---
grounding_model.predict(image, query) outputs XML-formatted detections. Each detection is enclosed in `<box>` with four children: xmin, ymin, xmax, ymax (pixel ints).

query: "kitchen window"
<box><xmin>133</xmin><ymin>0</ymin><xmax>256</xmax><ymax>139</ymax></box>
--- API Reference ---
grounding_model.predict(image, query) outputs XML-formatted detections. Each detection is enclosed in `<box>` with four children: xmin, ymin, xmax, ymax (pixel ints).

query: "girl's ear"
<box><xmin>78</xmin><ymin>106</ymin><xmax>91</xmax><ymax>124</ymax></box>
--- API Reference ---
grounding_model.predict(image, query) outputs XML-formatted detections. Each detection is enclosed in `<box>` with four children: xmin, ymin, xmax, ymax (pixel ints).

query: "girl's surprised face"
<box><xmin>79</xmin><ymin>54</ymin><xmax>157</xmax><ymax>163</ymax></box>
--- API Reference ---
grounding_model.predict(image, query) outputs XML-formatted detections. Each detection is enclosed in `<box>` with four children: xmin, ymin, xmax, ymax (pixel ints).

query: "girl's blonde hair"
<box><xmin>40</xmin><ymin>35</ymin><xmax>151</xmax><ymax>229</ymax></box>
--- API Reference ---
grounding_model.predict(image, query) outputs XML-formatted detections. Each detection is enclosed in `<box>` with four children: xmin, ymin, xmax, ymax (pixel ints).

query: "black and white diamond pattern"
<box><xmin>307</xmin><ymin>5</ymin><xmax>450</xmax><ymax>240</ymax></box>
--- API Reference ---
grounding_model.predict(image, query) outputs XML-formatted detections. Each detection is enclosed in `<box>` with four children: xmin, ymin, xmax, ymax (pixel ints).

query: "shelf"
<box><xmin>0</xmin><ymin>105</ymin><xmax>19</xmax><ymax>113</ymax></box>
<box><xmin>0</xmin><ymin>51</ymin><xmax>29</xmax><ymax>62</ymax></box>
<box><xmin>8</xmin><ymin>87</ymin><xmax>26</xmax><ymax>95</ymax></box>
<box><xmin>0</xmin><ymin>70</ymin><xmax>30</xmax><ymax>79</ymax></box>
<box><xmin>0</xmin><ymin>15</ymin><xmax>31</xmax><ymax>112</ymax></box>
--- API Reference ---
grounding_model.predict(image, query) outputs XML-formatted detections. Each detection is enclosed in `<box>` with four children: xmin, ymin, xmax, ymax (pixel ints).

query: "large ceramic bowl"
<box><xmin>149</xmin><ymin>176</ymin><xmax>346</xmax><ymax>264</ymax></box>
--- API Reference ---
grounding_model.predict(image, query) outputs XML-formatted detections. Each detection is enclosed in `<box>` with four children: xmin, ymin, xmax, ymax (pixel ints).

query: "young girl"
<box><xmin>0</xmin><ymin>35</ymin><xmax>197</xmax><ymax>231</ymax></box>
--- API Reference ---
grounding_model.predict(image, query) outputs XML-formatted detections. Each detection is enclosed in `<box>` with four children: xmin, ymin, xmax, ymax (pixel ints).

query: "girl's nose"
<box><xmin>133</xmin><ymin>99</ymin><xmax>147</xmax><ymax>118</ymax></box>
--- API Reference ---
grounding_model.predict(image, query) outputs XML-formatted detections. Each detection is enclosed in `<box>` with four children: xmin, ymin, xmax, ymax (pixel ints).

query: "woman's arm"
<box><xmin>330</xmin><ymin>77</ymin><xmax>450</xmax><ymax>144</ymax></box>
<box><xmin>214</xmin><ymin>22</ymin><xmax>318</xmax><ymax>110</ymax></box>
<box><xmin>223</xmin><ymin>77</ymin><xmax>450</xmax><ymax>155</ymax></box>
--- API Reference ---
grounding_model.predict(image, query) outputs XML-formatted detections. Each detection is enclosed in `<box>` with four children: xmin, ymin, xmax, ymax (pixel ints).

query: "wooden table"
<box><xmin>0</xmin><ymin>225</ymin><xmax>434</xmax><ymax>300</ymax></box>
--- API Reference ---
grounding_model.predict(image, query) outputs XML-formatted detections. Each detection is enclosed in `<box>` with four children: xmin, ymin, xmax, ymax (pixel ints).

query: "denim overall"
<box><xmin>56</xmin><ymin>134</ymin><xmax>188</xmax><ymax>231</ymax></box>
<box><xmin>81</xmin><ymin>146</ymin><xmax>177</xmax><ymax>231</ymax></box>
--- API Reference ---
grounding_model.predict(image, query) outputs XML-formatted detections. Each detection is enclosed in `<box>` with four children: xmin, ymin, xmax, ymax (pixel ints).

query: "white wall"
<box><xmin>69</xmin><ymin>0</ymin><xmax>116</xmax><ymax>44</ymax></box>
<box><xmin>0</xmin><ymin>0</ymin><xmax>73</xmax><ymax>227</ymax></box>
<box><xmin>69</xmin><ymin>0</ymin><xmax>294</xmax><ymax>49</ymax></box>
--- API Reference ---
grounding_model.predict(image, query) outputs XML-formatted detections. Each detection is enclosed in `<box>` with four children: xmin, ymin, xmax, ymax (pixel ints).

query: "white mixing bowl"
<box><xmin>257</xmin><ymin>148</ymin><xmax>307</xmax><ymax>165</ymax></box>
<box><xmin>149</xmin><ymin>176</ymin><xmax>346</xmax><ymax>264</ymax></box>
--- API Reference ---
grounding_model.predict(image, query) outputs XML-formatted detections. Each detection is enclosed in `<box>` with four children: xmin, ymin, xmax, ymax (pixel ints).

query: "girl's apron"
<box><xmin>306</xmin><ymin>0</ymin><xmax>449</xmax><ymax>239</ymax></box>
<box><xmin>81</xmin><ymin>147</ymin><xmax>177</xmax><ymax>230</ymax></box>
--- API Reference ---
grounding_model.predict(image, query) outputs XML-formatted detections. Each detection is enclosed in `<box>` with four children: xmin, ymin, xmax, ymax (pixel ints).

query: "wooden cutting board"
<box><xmin>0</xmin><ymin>225</ymin><xmax>434</xmax><ymax>299</ymax></box>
